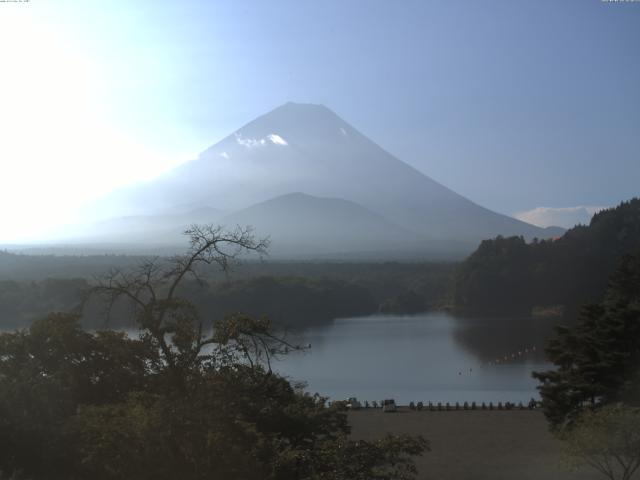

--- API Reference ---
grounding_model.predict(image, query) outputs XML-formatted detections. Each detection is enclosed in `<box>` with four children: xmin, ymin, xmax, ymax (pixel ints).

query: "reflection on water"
<box><xmin>453</xmin><ymin>315</ymin><xmax>557</xmax><ymax>364</ymax></box>
<box><xmin>274</xmin><ymin>312</ymin><xmax>558</xmax><ymax>404</ymax></box>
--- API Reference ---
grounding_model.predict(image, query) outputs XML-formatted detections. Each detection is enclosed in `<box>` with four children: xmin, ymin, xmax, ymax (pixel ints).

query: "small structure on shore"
<box><xmin>348</xmin><ymin>398</ymin><xmax>537</xmax><ymax>411</ymax></box>
<box><xmin>346</xmin><ymin>397</ymin><xmax>361</xmax><ymax>410</ymax></box>
<box><xmin>382</xmin><ymin>399</ymin><xmax>397</xmax><ymax>413</ymax></box>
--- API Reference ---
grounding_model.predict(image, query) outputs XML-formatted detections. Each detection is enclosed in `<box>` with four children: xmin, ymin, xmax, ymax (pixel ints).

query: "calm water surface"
<box><xmin>274</xmin><ymin>312</ymin><xmax>554</xmax><ymax>405</ymax></box>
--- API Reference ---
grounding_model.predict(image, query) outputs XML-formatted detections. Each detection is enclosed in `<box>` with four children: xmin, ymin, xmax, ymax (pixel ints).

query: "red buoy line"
<box><xmin>486</xmin><ymin>345</ymin><xmax>537</xmax><ymax>366</ymax></box>
<box><xmin>454</xmin><ymin>345</ymin><xmax>540</xmax><ymax>376</ymax></box>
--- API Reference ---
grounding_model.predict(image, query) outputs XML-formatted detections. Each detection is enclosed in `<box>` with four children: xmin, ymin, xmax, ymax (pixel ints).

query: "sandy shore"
<box><xmin>348</xmin><ymin>408</ymin><xmax>601</xmax><ymax>480</ymax></box>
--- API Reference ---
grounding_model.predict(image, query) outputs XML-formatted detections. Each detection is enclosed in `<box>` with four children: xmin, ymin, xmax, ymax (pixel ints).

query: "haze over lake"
<box><xmin>276</xmin><ymin>313</ymin><xmax>553</xmax><ymax>405</ymax></box>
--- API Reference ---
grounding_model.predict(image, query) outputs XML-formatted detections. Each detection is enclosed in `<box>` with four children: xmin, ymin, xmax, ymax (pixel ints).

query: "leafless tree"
<box><xmin>89</xmin><ymin>224</ymin><xmax>299</xmax><ymax>376</ymax></box>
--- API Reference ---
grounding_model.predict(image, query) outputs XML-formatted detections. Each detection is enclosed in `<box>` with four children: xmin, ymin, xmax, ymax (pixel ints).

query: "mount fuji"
<box><xmin>83</xmin><ymin>102</ymin><xmax>562</xmax><ymax>258</ymax></box>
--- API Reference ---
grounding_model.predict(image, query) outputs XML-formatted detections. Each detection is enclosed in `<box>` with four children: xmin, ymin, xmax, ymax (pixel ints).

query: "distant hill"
<box><xmin>220</xmin><ymin>192</ymin><xmax>428</xmax><ymax>257</ymax></box>
<box><xmin>451</xmin><ymin>198</ymin><xmax>640</xmax><ymax>316</ymax></box>
<box><xmin>81</xmin><ymin>102</ymin><xmax>561</xmax><ymax>259</ymax></box>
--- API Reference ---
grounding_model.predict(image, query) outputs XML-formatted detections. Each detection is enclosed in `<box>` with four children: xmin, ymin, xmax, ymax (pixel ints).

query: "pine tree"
<box><xmin>533</xmin><ymin>250</ymin><xmax>640</xmax><ymax>429</ymax></box>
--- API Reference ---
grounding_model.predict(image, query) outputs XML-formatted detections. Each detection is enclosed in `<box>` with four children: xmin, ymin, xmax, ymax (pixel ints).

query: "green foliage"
<box><xmin>452</xmin><ymin>198</ymin><xmax>640</xmax><ymax>315</ymax></box>
<box><xmin>0</xmin><ymin>226</ymin><xmax>427</xmax><ymax>479</ymax></box>
<box><xmin>0</xmin><ymin>313</ymin><xmax>156</xmax><ymax>479</ymax></box>
<box><xmin>0</xmin><ymin>278</ymin><xmax>88</xmax><ymax>328</ymax></box>
<box><xmin>561</xmin><ymin>404</ymin><xmax>640</xmax><ymax>480</ymax></box>
<box><xmin>306</xmin><ymin>434</ymin><xmax>429</xmax><ymax>480</ymax></box>
<box><xmin>0</xmin><ymin>313</ymin><xmax>426</xmax><ymax>480</ymax></box>
<box><xmin>378</xmin><ymin>290</ymin><xmax>428</xmax><ymax>315</ymax></box>
<box><xmin>533</xmin><ymin>250</ymin><xmax>640</xmax><ymax>429</ymax></box>
<box><xmin>0</xmin><ymin>262</ymin><xmax>455</xmax><ymax>331</ymax></box>
<box><xmin>192</xmin><ymin>276</ymin><xmax>377</xmax><ymax>326</ymax></box>
<box><xmin>70</xmin><ymin>370</ymin><xmax>354</xmax><ymax>480</ymax></box>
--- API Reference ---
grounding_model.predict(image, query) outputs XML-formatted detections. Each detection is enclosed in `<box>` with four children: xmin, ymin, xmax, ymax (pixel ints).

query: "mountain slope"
<box><xmin>90</xmin><ymin>102</ymin><xmax>561</xmax><ymax>255</ymax></box>
<box><xmin>219</xmin><ymin>192</ymin><xmax>426</xmax><ymax>257</ymax></box>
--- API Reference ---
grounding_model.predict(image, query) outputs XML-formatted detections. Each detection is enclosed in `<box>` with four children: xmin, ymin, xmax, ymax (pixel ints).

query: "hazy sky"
<box><xmin>1</xmin><ymin>0</ymin><xmax>638</xmax><ymax>241</ymax></box>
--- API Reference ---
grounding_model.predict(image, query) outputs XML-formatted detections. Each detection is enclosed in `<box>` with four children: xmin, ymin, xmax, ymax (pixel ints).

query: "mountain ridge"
<box><xmin>81</xmin><ymin>102</ymin><xmax>564</xmax><ymax>258</ymax></box>
<box><xmin>219</xmin><ymin>192</ymin><xmax>428</xmax><ymax>257</ymax></box>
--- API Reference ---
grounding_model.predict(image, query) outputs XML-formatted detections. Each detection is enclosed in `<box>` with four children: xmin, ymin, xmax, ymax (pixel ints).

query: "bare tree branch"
<box><xmin>85</xmin><ymin>224</ymin><xmax>288</xmax><ymax>377</ymax></box>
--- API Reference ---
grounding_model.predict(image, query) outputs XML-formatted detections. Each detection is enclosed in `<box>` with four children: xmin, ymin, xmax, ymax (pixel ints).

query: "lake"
<box><xmin>274</xmin><ymin>312</ymin><xmax>556</xmax><ymax>405</ymax></box>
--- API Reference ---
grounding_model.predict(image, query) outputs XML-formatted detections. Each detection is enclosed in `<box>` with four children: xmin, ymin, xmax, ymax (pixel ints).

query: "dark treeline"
<box><xmin>187</xmin><ymin>276</ymin><xmax>377</xmax><ymax>327</ymax></box>
<box><xmin>451</xmin><ymin>198</ymin><xmax>640</xmax><ymax>316</ymax></box>
<box><xmin>0</xmin><ymin>257</ymin><xmax>455</xmax><ymax>330</ymax></box>
<box><xmin>0</xmin><ymin>278</ymin><xmax>89</xmax><ymax>329</ymax></box>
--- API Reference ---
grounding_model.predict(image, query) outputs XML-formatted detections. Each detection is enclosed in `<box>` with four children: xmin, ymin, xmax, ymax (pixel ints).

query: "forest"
<box><xmin>0</xmin><ymin>253</ymin><xmax>454</xmax><ymax>330</ymax></box>
<box><xmin>3</xmin><ymin>198</ymin><xmax>640</xmax><ymax>331</ymax></box>
<box><xmin>451</xmin><ymin>198</ymin><xmax>640</xmax><ymax>317</ymax></box>
<box><xmin>0</xmin><ymin>226</ymin><xmax>428</xmax><ymax>479</ymax></box>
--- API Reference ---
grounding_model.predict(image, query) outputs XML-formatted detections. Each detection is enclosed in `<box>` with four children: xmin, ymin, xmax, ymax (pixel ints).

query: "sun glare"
<box><xmin>0</xmin><ymin>5</ymin><xmax>191</xmax><ymax>243</ymax></box>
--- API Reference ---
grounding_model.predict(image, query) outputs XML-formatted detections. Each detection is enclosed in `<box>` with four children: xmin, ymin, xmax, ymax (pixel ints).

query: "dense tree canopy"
<box><xmin>0</xmin><ymin>225</ymin><xmax>427</xmax><ymax>479</ymax></box>
<box><xmin>0</xmin><ymin>259</ymin><xmax>454</xmax><ymax>331</ymax></box>
<box><xmin>451</xmin><ymin>198</ymin><xmax>640</xmax><ymax>316</ymax></box>
<box><xmin>533</xmin><ymin>249</ymin><xmax>640</xmax><ymax>429</ymax></box>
